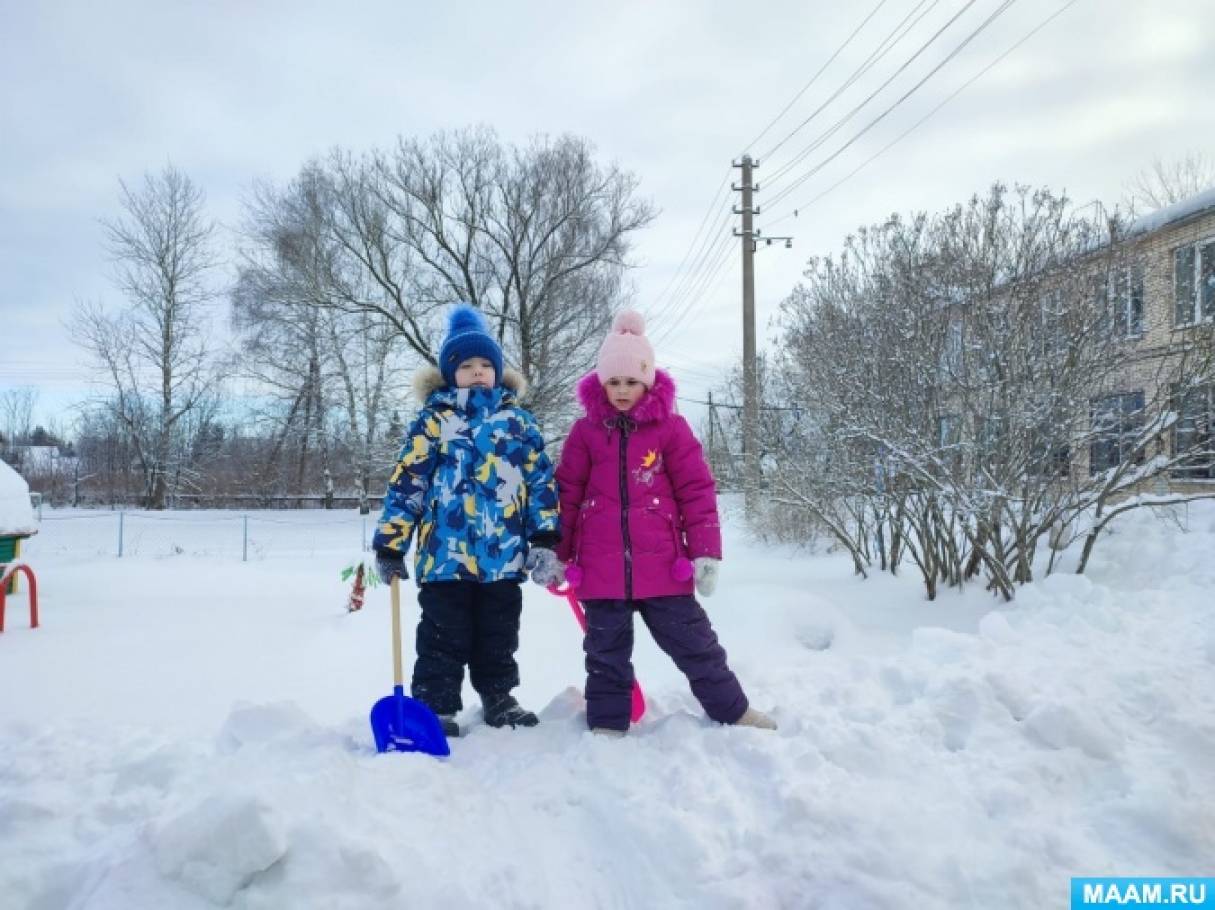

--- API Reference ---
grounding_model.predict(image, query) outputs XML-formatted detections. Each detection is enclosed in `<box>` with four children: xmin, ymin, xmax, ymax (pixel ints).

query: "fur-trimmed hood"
<box><xmin>575</xmin><ymin>368</ymin><xmax>676</xmax><ymax>425</ymax></box>
<box><xmin>412</xmin><ymin>364</ymin><xmax>529</xmax><ymax>403</ymax></box>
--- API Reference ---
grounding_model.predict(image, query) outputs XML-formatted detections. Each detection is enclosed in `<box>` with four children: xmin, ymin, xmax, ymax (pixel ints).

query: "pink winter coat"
<box><xmin>555</xmin><ymin>369</ymin><xmax>722</xmax><ymax>600</ymax></box>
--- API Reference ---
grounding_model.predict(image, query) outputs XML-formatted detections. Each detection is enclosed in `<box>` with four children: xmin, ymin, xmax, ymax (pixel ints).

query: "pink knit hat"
<box><xmin>596</xmin><ymin>310</ymin><xmax>656</xmax><ymax>388</ymax></box>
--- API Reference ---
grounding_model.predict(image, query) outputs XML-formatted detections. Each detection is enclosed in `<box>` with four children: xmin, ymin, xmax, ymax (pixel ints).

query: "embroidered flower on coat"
<box><xmin>632</xmin><ymin>449</ymin><xmax>664</xmax><ymax>486</ymax></box>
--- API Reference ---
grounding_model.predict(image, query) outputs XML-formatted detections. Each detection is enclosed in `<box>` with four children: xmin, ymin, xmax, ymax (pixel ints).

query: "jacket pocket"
<box><xmin>638</xmin><ymin>496</ymin><xmax>682</xmax><ymax>556</ymax></box>
<box><xmin>574</xmin><ymin>497</ymin><xmax>613</xmax><ymax>560</ymax></box>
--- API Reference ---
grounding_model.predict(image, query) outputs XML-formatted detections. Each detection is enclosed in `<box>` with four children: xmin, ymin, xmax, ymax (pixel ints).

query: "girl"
<box><xmin>554</xmin><ymin>311</ymin><xmax>776</xmax><ymax>735</ymax></box>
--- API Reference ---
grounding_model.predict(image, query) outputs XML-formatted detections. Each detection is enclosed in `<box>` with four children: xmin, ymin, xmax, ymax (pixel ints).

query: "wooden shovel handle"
<box><xmin>391</xmin><ymin>576</ymin><xmax>404</xmax><ymax>688</ymax></box>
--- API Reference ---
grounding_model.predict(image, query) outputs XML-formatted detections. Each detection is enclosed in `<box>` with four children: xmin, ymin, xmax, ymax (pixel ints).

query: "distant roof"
<box><xmin>1127</xmin><ymin>185</ymin><xmax>1215</xmax><ymax>236</ymax></box>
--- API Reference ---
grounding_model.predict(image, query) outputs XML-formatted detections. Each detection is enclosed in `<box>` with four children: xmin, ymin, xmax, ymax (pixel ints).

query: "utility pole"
<box><xmin>734</xmin><ymin>155</ymin><xmax>759</xmax><ymax>514</ymax></box>
<box><xmin>733</xmin><ymin>154</ymin><xmax>792</xmax><ymax>517</ymax></box>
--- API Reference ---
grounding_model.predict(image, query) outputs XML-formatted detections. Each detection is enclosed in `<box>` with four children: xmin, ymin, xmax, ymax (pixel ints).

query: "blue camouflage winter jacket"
<box><xmin>372</xmin><ymin>366</ymin><xmax>559</xmax><ymax>585</ymax></box>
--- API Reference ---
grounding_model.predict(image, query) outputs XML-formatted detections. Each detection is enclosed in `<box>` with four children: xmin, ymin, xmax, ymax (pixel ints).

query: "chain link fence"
<box><xmin>25</xmin><ymin>509</ymin><xmax>375</xmax><ymax>561</ymax></box>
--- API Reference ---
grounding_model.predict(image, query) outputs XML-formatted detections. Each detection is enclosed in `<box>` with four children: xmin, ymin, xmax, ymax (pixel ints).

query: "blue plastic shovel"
<box><xmin>369</xmin><ymin>576</ymin><xmax>450</xmax><ymax>757</ymax></box>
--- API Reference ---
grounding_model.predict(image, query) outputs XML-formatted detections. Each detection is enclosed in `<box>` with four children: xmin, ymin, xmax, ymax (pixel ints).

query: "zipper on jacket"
<box><xmin>617</xmin><ymin>418</ymin><xmax>633</xmax><ymax>601</ymax></box>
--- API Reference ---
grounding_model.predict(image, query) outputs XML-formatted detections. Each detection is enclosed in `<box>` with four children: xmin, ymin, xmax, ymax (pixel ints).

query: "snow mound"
<box><xmin>4</xmin><ymin>502</ymin><xmax>1215</xmax><ymax>908</ymax></box>
<box><xmin>217</xmin><ymin>702</ymin><xmax>324</xmax><ymax>753</ymax></box>
<box><xmin>150</xmin><ymin>792</ymin><xmax>288</xmax><ymax>905</ymax></box>
<box><xmin>795</xmin><ymin>620</ymin><xmax>835</xmax><ymax>651</ymax></box>
<box><xmin>1022</xmin><ymin>702</ymin><xmax>1119</xmax><ymax>761</ymax></box>
<box><xmin>977</xmin><ymin>610</ymin><xmax>1017</xmax><ymax>643</ymax></box>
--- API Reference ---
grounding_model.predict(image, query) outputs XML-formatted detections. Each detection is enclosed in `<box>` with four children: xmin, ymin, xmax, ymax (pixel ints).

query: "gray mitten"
<box><xmin>525</xmin><ymin>547</ymin><xmax>565</xmax><ymax>587</ymax></box>
<box><xmin>693</xmin><ymin>557</ymin><xmax>720</xmax><ymax>597</ymax></box>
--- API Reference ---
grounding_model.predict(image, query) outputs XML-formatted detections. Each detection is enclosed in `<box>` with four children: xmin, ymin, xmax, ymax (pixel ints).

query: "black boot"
<box><xmin>436</xmin><ymin>714</ymin><xmax>461</xmax><ymax>738</ymax></box>
<box><xmin>482</xmin><ymin>694</ymin><xmax>539</xmax><ymax>728</ymax></box>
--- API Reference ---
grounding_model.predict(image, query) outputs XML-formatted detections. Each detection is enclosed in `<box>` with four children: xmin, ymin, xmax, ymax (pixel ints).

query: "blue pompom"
<box><xmin>448</xmin><ymin>303</ymin><xmax>489</xmax><ymax>335</ymax></box>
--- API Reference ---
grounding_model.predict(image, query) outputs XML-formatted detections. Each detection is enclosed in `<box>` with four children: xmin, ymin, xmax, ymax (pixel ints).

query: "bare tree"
<box><xmin>0</xmin><ymin>387</ymin><xmax>38</xmax><ymax>451</ymax></box>
<box><xmin>71</xmin><ymin>165</ymin><xmax>221</xmax><ymax>509</ymax></box>
<box><xmin>326</xmin><ymin>311</ymin><xmax>401</xmax><ymax>512</ymax></box>
<box><xmin>1125</xmin><ymin>151</ymin><xmax>1215</xmax><ymax>213</ymax></box>
<box><xmin>252</xmin><ymin>128</ymin><xmax>655</xmax><ymax>428</ymax></box>
<box><xmin>750</xmin><ymin>184</ymin><xmax>1215</xmax><ymax>601</ymax></box>
<box><xmin>235</xmin><ymin>171</ymin><xmax>409</xmax><ymax>506</ymax></box>
<box><xmin>1067</xmin><ymin>327</ymin><xmax>1215</xmax><ymax>572</ymax></box>
<box><xmin>232</xmin><ymin>248</ymin><xmax>332</xmax><ymax>495</ymax></box>
<box><xmin>377</xmin><ymin>129</ymin><xmax>653</xmax><ymax>420</ymax></box>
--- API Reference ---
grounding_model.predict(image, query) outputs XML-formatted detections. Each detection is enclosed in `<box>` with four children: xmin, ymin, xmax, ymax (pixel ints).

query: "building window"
<box><xmin>1029</xmin><ymin>437</ymin><xmax>1071</xmax><ymax>478</ymax></box>
<box><xmin>937</xmin><ymin>413</ymin><xmax>962</xmax><ymax>473</ymax></box>
<box><xmin>1110</xmin><ymin>263</ymin><xmax>1144</xmax><ymax>338</ymax></box>
<box><xmin>1090</xmin><ymin>391</ymin><xmax>1145</xmax><ymax>474</ymax></box>
<box><xmin>1174</xmin><ymin>239</ymin><xmax>1215</xmax><ymax>326</ymax></box>
<box><xmin>1173</xmin><ymin>384</ymin><xmax>1214</xmax><ymax>480</ymax></box>
<box><xmin>1038</xmin><ymin>289</ymin><xmax>1066</xmax><ymax>356</ymax></box>
<box><xmin>938</xmin><ymin>414</ymin><xmax>961</xmax><ymax>448</ymax></box>
<box><xmin>940</xmin><ymin>320</ymin><xmax>963</xmax><ymax>378</ymax></box>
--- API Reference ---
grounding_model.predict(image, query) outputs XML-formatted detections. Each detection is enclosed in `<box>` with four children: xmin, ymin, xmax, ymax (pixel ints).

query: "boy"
<box><xmin>373</xmin><ymin>304</ymin><xmax>562</xmax><ymax>736</ymax></box>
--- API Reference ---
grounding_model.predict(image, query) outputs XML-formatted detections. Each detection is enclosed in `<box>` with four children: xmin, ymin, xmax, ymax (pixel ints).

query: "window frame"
<box><xmin>1037</xmin><ymin>287</ymin><xmax>1067</xmax><ymax>357</ymax></box>
<box><xmin>1109</xmin><ymin>261</ymin><xmax>1145</xmax><ymax>339</ymax></box>
<box><xmin>1172</xmin><ymin>383</ymin><xmax>1215</xmax><ymax>481</ymax></box>
<box><xmin>940</xmin><ymin>320</ymin><xmax>964</xmax><ymax>379</ymax></box>
<box><xmin>1174</xmin><ymin>237</ymin><xmax>1215</xmax><ymax>327</ymax></box>
<box><xmin>1089</xmin><ymin>390</ymin><xmax>1146</xmax><ymax>475</ymax></box>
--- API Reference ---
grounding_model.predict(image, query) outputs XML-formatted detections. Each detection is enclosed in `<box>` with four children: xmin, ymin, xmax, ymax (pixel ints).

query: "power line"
<box><xmin>759</xmin><ymin>0</ymin><xmax>942</xmax><ymax>164</ymax></box>
<box><xmin>662</xmin><ymin>351</ymin><xmax>734</xmax><ymax>373</ymax></box>
<box><xmin>765</xmin><ymin>0</ymin><xmax>1020</xmax><ymax>212</ymax></box>
<box><xmin>650</xmin><ymin>229</ymin><xmax>739</xmax><ymax>348</ymax></box>
<box><xmin>646</xmin><ymin>169</ymin><xmax>735</xmax><ymax>326</ymax></box>
<box><xmin>661</xmin><ymin>364</ymin><xmax>729</xmax><ymax>387</ymax></box>
<box><xmin>648</xmin><ymin>199</ymin><xmax>736</xmax><ymax>331</ymax></box>
<box><xmin>652</xmin><ymin>1</ymin><xmax>923</xmax><ymax>333</ymax></box>
<box><xmin>648</xmin><ymin>210</ymin><xmax>736</xmax><ymax>341</ymax></box>
<box><xmin>744</xmin><ymin>0</ymin><xmax>894</xmax><ymax>156</ymax></box>
<box><xmin>764</xmin><ymin>0</ymin><xmax>1081</xmax><ymax>227</ymax></box>
<box><xmin>763</xmin><ymin>0</ymin><xmax>986</xmax><ymax>195</ymax></box>
<box><xmin>661</xmin><ymin>355</ymin><xmax>726</xmax><ymax>375</ymax></box>
<box><xmin>677</xmin><ymin>395</ymin><xmax>803</xmax><ymax>412</ymax></box>
<box><xmin>654</xmin><ymin>246</ymin><xmax>736</xmax><ymax>348</ymax></box>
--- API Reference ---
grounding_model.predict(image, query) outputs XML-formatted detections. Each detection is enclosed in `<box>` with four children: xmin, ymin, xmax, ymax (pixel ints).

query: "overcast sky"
<box><xmin>2</xmin><ymin>0</ymin><xmax>1213</xmax><ymax>431</ymax></box>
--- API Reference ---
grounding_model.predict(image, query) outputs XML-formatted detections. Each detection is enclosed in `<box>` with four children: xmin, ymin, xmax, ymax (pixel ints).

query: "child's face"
<box><xmin>604</xmin><ymin>376</ymin><xmax>646</xmax><ymax>412</ymax></box>
<box><xmin>455</xmin><ymin>357</ymin><xmax>496</xmax><ymax>389</ymax></box>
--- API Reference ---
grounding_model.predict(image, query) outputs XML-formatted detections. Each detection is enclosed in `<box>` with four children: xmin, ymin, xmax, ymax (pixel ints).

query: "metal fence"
<box><xmin>26</xmin><ymin>509</ymin><xmax>376</xmax><ymax>561</ymax></box>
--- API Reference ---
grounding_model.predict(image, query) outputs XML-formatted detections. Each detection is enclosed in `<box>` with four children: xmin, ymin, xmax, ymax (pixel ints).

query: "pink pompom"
<box><xmin>565</xmin><ymin>564</ymin><xmax>584</xmax><ymax>588</ymax></box>
<box><xmin>671</xmin><ymin>557</ymin><xmax>694</xmax><ymax>582</ymax></box>
<box><xmin>612</xmin><ymin>310</ymin><xmax>646</xmax><ymax>336</ymax></box>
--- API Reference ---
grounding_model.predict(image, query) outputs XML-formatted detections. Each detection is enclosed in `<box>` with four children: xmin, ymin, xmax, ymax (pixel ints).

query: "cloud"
<box><xmin>2</xmin><ymin>0</ymin><xmax>1214</xmax><ymax>415</ymax></box>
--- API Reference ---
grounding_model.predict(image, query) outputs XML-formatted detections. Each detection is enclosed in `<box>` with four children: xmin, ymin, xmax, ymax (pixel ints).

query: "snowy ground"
<box><xmin>2</xmin><ymin>502</ymin><xmax>1213</xmax><ymax>909</ymax></box>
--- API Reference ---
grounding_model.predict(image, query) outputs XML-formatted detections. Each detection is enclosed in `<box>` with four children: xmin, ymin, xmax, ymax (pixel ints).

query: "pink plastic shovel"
<box><xmin>549</xmin><ymin>583</ymin><xmax>646</xmax><ymax>723</ymax></box>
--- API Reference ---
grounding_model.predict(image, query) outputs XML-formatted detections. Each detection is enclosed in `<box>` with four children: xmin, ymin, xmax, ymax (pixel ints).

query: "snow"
<box><xmin>2</xmin><ymin>502</ymin><xmax>1213</xmax><ymax>908</ymax></box>
<box><xmin>0</xmin><ymin>459</ymin><xmax>37</xmax><ymax>536</ymax></box>
<box><xmin>1127</xmin><ymin>185</ymin><xmax>1215</xmax><ymax>236</ymax></box>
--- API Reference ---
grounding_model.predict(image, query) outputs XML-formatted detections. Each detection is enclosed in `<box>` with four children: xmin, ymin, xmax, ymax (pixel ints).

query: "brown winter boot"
<box><xmin>733</xmin><ymin>707</ymin><xmax>777</xmax><ymax>730</ymax></box>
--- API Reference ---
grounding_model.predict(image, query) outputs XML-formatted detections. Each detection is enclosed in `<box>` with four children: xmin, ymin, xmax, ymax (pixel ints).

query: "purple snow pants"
<box><xmin>582</xmin><ymin>595</ymin><xmax>748</xmax><ymax>731</ymax></box>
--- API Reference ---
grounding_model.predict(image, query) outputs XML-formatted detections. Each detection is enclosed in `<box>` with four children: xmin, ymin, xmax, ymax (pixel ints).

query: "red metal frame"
<box><xmin>0</xmin><ymin>564</ymin><xmax>38</xmax><ymax>632</ymax></box>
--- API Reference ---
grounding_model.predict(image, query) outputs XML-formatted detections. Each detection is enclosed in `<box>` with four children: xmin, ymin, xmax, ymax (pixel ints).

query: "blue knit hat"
<box><xmin>438</xmin><ymin>303</ymin><xmax>504</xmax><ymax>386</ymax></box>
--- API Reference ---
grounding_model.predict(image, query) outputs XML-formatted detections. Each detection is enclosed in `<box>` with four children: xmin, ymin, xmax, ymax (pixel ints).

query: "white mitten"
<box><xmin>693</xmin><ymin>557</ymin><xmax>720</xmax><ymax>597</ymax></box>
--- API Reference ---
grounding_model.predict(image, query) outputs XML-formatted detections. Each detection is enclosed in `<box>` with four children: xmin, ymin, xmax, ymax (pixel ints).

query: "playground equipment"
<box><xmin>0</xmin><ymin>459</ymin><xmax>39</xmax><ymax>633</ymax></box>
<box><xmin>0</xmin><ymin>561</ymin><xmax>38</xmax><ymax>632</ymax></box>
